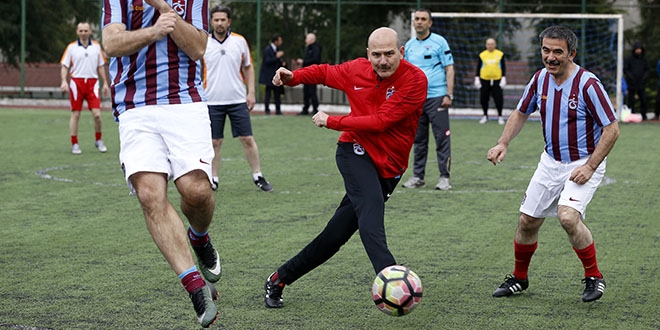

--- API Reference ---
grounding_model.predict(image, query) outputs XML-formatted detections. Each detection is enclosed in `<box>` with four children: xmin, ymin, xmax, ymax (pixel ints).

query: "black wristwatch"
<box><xmin>445</xmin><ymin>94</ymin><xmax>453</xmax><ymax>100</ymax></box>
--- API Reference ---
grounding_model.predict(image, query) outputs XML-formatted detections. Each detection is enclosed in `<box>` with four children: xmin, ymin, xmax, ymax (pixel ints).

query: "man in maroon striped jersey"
<box><xmin>487</xmin><ymin>25</ymin><xmax>619</xmax><ymax>303</ymax></box>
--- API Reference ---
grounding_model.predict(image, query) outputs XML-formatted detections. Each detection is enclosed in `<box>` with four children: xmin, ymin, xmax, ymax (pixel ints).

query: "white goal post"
<box><xmin>410</xmin><ymin>12</ymin><xmax>624</xmax><ymax>118</ymax></box>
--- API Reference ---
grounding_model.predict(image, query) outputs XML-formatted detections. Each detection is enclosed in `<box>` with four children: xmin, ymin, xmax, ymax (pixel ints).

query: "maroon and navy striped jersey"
<box><xmin>517</xmin><ymin>66</ymin><xmax>618</xmax><ymax>163</ymax></box>
<box><xmin>102</xmin><ymin>0</ymin><xmax>209</xmax><ymax>116</ymax></box>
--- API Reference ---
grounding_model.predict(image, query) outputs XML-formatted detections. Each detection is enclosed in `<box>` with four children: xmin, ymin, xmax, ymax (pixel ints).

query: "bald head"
<box><xmin>366</xmin><ymin>27</ymin><xmax>403</xmax><ymax>79</ymax></box>
<box><xmin>305</xmin><ymin>33</ymin><xmax>316</xmax><ymax>46</ymax></box>
<box><xmin>367</xmin><ymin>27</ymin><xmax>400</xmax><ymax>49</ymax></box>
<box><xmin>485</xmin><ymin>38</ymin><xmax>497</xmax><ymax>51</ymax></box>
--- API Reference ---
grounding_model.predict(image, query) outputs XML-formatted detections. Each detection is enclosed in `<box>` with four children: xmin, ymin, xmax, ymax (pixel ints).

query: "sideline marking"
<box><xmin>0</xmin><ymin>324</ymin><xmax>54</xmax><ymax>330</ymax></box>
<box><xmin>34</xmin><ymin>163</ymin><xmax>124</xmax><ymax>187</ymax></box>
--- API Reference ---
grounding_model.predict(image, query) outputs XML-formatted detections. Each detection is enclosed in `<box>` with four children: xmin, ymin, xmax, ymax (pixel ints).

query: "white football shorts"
<box><xmin>520</xmin><ymin>151</ymin><xmax>606</xmax><ymax>219</ymax></box>
<box><xmin>118</xmin><ymin>102</ymin><xmax>214</xmax><ymax>193</ymax></box>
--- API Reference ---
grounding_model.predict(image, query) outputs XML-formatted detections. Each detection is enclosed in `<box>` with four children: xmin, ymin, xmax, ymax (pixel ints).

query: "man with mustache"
<box><xmin>262</xmin><ymin>27</ymin><xmax>427</xmax><ymax>309</ymax></box>
<box><xmin>487</xmin><ymin>25</ymin><xmax>619</xmax><ymax>302</ymax></box>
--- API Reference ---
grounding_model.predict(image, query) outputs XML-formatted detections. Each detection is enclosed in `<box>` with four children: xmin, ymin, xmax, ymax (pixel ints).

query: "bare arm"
<box><xmin>441</xmin><ymin>64</ymin><xmax>455</xmax><ymax>108</ymax></box>
<box><xmin>60</xmin><ymin>65</ymin><xmax>69</xmax><ymax>92</ymax></box>
<box><xmin>97</xmin><ymin>64</ymin><xmax>110</xmax><ymax>96</ymax></box>
<box><xmin>569</xmin><ymin>121</ymin><xmax>620</xmax><ymax>184</ymax></box>
<box><xmin>103</xmin><ymin>0</ymin><xmax>207</xmax><ymax>60</ymax></box>
<box><xmin>243</xmin><ymin>64</ymin><xmax>256</xmax><ymax>110</ymax></box>
<box><xmin>486</xmin><ymin>109</ymin><xmax>530</xmax><ymax>165</ymax></box>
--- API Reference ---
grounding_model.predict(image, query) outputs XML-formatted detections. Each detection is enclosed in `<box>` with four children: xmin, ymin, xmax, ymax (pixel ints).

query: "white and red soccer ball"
<box><xmin>372</xmin><ymin>265</ymin><xmax>423</xmax><ymax>316</ymax></box>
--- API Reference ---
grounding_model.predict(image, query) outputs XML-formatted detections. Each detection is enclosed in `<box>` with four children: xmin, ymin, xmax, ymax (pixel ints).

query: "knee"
<box><xmin>181</xmin><ymin>183</ymin><xmax>212</xmax><ymax>208</ymax></box>
<box><xmin>557</xmin><ymin>206</ymin><xmax>581</xmax><ymax>233</ymax></box>
<box><xmin>518</xmin><ymin>213</ymin><xmax>542</xmax><ymax>233</ymax></box>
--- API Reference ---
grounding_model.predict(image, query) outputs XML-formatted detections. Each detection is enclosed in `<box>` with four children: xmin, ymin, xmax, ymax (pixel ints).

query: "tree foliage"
<box><xmin>0</xmin><ymin>0</ymin><xmax>100</xmax><ymax>67</ymax></box>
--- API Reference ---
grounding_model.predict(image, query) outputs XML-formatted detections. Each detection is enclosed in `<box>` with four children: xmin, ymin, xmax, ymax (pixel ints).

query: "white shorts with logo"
<box><xmin>118</xmin><ymin>103</ymin><xmax>214</xmax><ymax>193</ymax></box>
<box><xmin>520</xmin><ymin>151</ymin><xmax>606</xmax><ymax>219</ymax></box>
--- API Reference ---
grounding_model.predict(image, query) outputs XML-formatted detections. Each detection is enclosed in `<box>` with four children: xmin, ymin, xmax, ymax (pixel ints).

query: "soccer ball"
<box><xmin>372</xmin><ymin>265</ymin><xmax>423</xmax><ymax>316</ymax></box>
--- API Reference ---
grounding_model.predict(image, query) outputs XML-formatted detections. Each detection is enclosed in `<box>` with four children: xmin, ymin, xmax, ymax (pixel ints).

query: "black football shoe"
<box><xmin>582</xmin><ymin>276</ymin><xmax>605</xmax><ymax>302</ymax></box>
<box><xmin>493</xmin><ymin>274</ymin><xmax>529</xmax><ymax>297</ymax></box>
<box><xmin>264</xmin><ymin>272</ymin><xmax>285</xmax><ymax>308</ymax></box>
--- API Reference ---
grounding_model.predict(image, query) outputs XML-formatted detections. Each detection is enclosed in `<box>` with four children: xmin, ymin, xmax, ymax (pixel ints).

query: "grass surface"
<box><xmin>1</xmin><ymin>108</ymin><xmax>659</xmax><ymax>329</ymax></box>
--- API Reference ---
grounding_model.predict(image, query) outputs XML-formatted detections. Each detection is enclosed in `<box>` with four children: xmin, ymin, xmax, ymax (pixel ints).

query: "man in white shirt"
<box><xmin>60</xmin><ymin>22</ymin><xmax>110</xmax><ymax>154</ymax></box>
<box><xmin>203</xmin><ymin>5</ymin><xmax>273</xmax><ymax>192</ymax></box>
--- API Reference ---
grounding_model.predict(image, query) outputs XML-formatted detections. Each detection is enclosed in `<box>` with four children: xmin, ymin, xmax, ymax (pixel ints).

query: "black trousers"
<box><xmin>302</xmin><ymin>84</ymin><xmax>319</xmax><ymax>113</ymax></box>
<box><xmin>656</xmin><ymin>86</ymin><xmax>660</xmax><ymax>118</ymax></box>
<box><xmin>627</xmin><ymin>87</ymin><xmax>648</xmax><ymax>120</ymax></box>
<box><xmin>264</xmin><ymin>85</ymin><xmax>283</xmax><ymax>114</ymax></box>
<box><xmin>479</xmin><ymin>78</ymin><xmax>503</xmax><ymax>117</ymax></box>
<box><xmin>277</xmin><ymin>142</ymin><xmax>399</xmax><ymax>284</ymax></box>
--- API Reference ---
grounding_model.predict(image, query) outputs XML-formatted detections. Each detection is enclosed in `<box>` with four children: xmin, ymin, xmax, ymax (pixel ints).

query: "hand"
<box><xmin>60</xmin><ymin>81</ymin><xmax>69</xmax><ymax>92</ymax></box>
<box><xmin>312</xmin><ymin>111</ymin><xmax>329</xmax><ymax>127</ymax></box>
<box><xmin>569</xmin><ymin>164</ymin><xmax>595</xmax><ymax>185</ymax></box>
<box><xmin>474</xmin><ymin>77</ymin><xmax>481</xmax><ymax>89</ymax></box>
<box><xmin>246</xmin><ymin>92</ymin><xmax>256</xmax><ymax>111</ymax></box>
<box><xmin>441</xmin><ymin>95</ymin><xmax>452</xmax><ymax>108</ymax></box>
<box><xmin>500</xmin><ymin>76</ymin><xmax>507</xmax><ymax>88</ymax></box>
<box><xmin>152</xmin><ymin>12</ymin><xmax>177</xmax><ymax>39</ymax></box>
<box><xmin>276</xmin><ymin>50</ymin><xmax>284</xmax><ymax>58</ymax></box>
<box><xmin>486</xmin><ymin>144</ymin><xmax>507</xmax><ymax>166</ymax></box>
<box><xmin>102</xmin><ymin>83</ymin><xmax>110</xmax><ymax>97</ymax></box>
<box><xmin>272</xmin><ymin>67</ymin><xmax>293</xmax><ymax>86</ymax></box>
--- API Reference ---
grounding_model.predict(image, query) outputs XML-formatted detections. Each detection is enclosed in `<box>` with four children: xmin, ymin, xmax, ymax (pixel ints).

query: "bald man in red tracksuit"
<box><xmin>263</xmin><ymin>27</ymin><xmax>428</xmax><ymax>309</ymax></box>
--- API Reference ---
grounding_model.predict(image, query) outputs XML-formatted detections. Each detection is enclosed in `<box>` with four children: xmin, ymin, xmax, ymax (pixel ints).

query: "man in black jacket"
<box><xmin>296</xmin><ymin>33</ymin><xmax>322</xmax><ymax>115</ymax></box>
<box><xmin>624</xmin><ymin>42</ymin><xmax>649</xmax><ymax>120</ymax></box>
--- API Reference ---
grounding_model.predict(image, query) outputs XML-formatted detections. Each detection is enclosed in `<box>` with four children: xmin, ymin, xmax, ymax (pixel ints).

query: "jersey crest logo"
<box><xmin>353</xmin><ymin>143</ymin><xmax>365</xmax><ymax>155</ymax></box>
<box><xmin>568</xmin><ymin>94</ymin><xmax>578</xmax><ymax>110</ymax></box>
<box><xmin>172</xmin><ymin>0</ymin><xmax>187</xmax><ymax>17</ymax></box>
<box><xmin>386</xmin><ymin>86</ymin><xmax>396</xmax><ymax>99</ymax></box>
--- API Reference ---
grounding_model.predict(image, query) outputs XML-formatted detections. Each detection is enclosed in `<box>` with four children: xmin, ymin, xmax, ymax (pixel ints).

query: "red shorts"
<box><xmin>69</xmin><ymin>77</ymin><xmax>100</xmax><ymax>111</ymax></box>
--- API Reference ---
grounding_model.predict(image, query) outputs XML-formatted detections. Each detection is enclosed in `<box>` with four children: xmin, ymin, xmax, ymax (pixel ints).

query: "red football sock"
<box><xmin>573</xmin><ymin>242</ymin><xmax>602</xmax><ymax>278</ymax></box>
<box><xmin>188</xmin><ymin>227</ymin><xmax>210</xmax><ymax>247</ymax></box>
<box><xmin>512</xmin><ymin>241</ymin><xmax>537</xmax><ymax>280</ymax></box>
<box><xmin>71</xmin><ymin>136</ymin><xmax>78</xmax><ymax>145</ymax></box>
<box><xmin>95</xmin><ymin>132</ymin><xmax>102</xmax><ymax>141</ymax></box>
<box><xmin>181</xmin><ymin>271</ymin><xmax>206</xmax><ymax>294</ymax></box>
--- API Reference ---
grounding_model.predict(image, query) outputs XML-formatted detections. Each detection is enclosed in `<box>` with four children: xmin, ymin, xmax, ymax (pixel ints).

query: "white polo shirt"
<box><xmin>203</xmin><ymin>31</ymin><xmax>252</xmax><ymax>105</ymax></box>
<box><xmin>60</xmin><ymin>39</ymin><xmax>106</xmax><ymax>79</ymax></box>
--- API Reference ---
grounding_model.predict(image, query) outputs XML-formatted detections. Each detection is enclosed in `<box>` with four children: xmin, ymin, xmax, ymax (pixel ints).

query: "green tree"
<box><xmin>0</xmin><ymin>0</ymin><xmax>100</xmax><ymax>67</ymax></box>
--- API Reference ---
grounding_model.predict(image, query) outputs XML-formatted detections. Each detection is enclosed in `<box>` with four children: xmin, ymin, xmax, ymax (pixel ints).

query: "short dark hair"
<box><xmin>271</xmin><ymin>34</ymin><xmax>282</xmax><ymax>42</ymax></box>
<box><xmin>539</xmin><ymin>25</ymin><xmax>578</xmax><ymax>54</ymax></box>
<box><xmin>415</xmin><ymin>8</ymin><xmax>433</xmax><ymax>19</ymax></box>
<box><xmin>210</xmin><ymin>5</ymin><xmax>231</xmax><ymax>19</ymax></box>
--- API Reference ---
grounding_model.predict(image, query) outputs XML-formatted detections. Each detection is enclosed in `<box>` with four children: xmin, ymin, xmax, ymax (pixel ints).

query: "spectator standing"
<box><xmin>203</xmin><ymin>5</ymin><xmax>273</xmax><ymax>192</ymax></box>
<box><xmin>259</xmin><ymin>34</ymin><xmax>286</xmax><ymax>115</ymax></box>
<box><xmin>656</xmin><ymin>59</ymin><xmax>660</xmax><ymax>120</ymax></box>
<box><xmin>296</xmin><ymin>33</ymin><xmax>322</xmax><ymax>115</ymax></box>
<box><xmin>475</xmin><ymin>37</ymin><xmax>507</xmax><ymax>125</ymax></box>
<box><xmin>102</xmin><ymin>0</ymin><xmax>221</xmax><ymax>327</ymax></box>
<box><xmin>402</xmin><ymin>9</ymin><xmax>454</xmax><ymax>190</ymax></box>
<box><xmin>60</xmin><ymin>22</ymin><xmax>110</xmax><ymax>154</ymax></box>
<box><xmin>487</xmin><ymin>25</ymin><xmax>619</xmax><ymax>303</ymax></box>
<box><xmin>623</xmin><ymin>42</ymin><xmax>649</xmax><ymax>120</ymax></box>
<box><xmin>262</xmin><ymin>27</ymin><xmax>427</xmax><ymax>309</ymax></box>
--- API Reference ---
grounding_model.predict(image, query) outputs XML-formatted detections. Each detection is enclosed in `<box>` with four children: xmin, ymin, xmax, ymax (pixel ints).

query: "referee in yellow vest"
<box><xmin>475</xmin><ymin>37</ymin><xmax>506</xmax><ymax>125</ymax></box>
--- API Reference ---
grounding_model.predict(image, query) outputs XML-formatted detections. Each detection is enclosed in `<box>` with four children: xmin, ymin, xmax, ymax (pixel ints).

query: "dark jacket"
<box><xmin>302</xmin><ymin>42</ymin><xmax>322</xmax><ymax>67</ymax></box>
<box><xmin>624</xmin><ymin>42</ymin><xmax>649</xmax><ymax>90</ymax></box>
<box><xmin>259</xmin><ymin>44</ymin><xmax>285</xmax><ymax>87</ymax></box>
